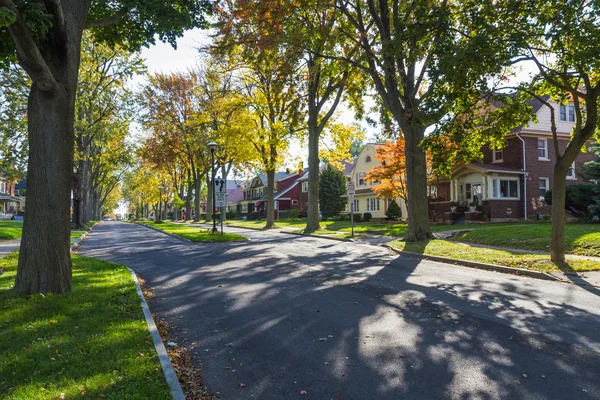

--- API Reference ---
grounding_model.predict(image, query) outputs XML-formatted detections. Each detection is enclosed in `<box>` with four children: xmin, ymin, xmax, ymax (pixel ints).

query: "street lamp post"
<box><xmin>208</xmin><ymin>142</ymin><xmax>218</xmax><ymax>233</ymax></box>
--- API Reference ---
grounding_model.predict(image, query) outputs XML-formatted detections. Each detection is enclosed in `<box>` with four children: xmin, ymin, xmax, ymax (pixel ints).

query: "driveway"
<box><xmin>79</xmin><ymin>222</ymin><xmax>600</xmax><ymax>400</ymax></box>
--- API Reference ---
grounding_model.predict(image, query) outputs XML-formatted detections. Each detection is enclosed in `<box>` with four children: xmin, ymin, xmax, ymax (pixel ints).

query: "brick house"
<box><xmin>231</xmin><ymin>170</ymin><xmax>302</xmax><ymax>218</ymax></box>
<box><xmin>431</xmin><ymin>97</ymin><xmax>596</xmax><ymax>222</ymax></box>
<box><xmin>0</xmin><ymin>177</ymin><xmax>22</xmax><ymax>216</ymax></box>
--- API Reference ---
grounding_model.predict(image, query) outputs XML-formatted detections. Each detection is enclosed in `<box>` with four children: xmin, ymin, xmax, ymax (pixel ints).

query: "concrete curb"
<box><xmin>383</xmin><ymin>244</ymin><xmax>560</xmax><ymax>282</ymax></box>
<box><xmin>127</xmin><ymin>267</ymin><xmax>185</xmax><ymax>400</ymax></box>
<box><xmin>70</xmin><ymin>221</ymin><xmax>100</xmax><ymax>253</ymax></box>
<box><xmin>280</xmin><ymin>230</ymin><xmax>354</xmax><ymax>242</ymax></box>
<box><xmin>134</xmin><ymin>223</ymin><xmax>193</xmax><ymax>243</ymax></box>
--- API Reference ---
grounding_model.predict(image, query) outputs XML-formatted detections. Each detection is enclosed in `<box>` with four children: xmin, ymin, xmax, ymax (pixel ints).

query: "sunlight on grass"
<box><xmin>389</xmin><ymin>239</ymin><xmax>600</xmax><ymax>273</ymax></box>
<box><xmin>137</xmin><ymin>221</ymin><xmax>248</xmax><ymax>242</ymax></box>
<box><xmin>0</xmin><ymin>252</ymin><xmax>171</xmax><ymax>399</ymax></box>
<box><xmin>0</xmin><ymin>220</ymin><xmax>23</xmax><ymax>240</ymax></box>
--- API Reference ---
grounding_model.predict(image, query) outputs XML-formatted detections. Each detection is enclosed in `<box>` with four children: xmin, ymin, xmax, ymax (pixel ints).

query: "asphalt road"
<box><xmin>79</xmin><ymin>222</ymin><xmax>600</xmax><ymax>400</ymax></box>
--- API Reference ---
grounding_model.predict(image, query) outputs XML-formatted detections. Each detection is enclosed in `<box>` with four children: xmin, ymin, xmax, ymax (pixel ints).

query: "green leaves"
<box><xmin>0</xmin><ymin>8</ymin><xmax>16</xmax><ymax>28</ymax></box>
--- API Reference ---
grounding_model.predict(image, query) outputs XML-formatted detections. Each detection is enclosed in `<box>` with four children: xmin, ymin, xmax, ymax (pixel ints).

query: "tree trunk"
<box><xmin>403</xmin><ymin>126</ymin><xmax>433</xmax><ymax>241</ymax></box>
<box><xmin>305</xmin><ymin>118</ymin><xmax>321</xmax><ymax>233</ymax></box>
<box><xmin>551</xmin><ymin>163</ymin><xmax>568</xmax><ymax>263</ymax></box>
<box><xmin>186</xmin><ymin>169</ymin><xmax>192</xmax><ymax>220</ymax></box>
<box><xmin>221</xmin><ymin>164</ymin><xmax>227</xmax><ymax>222</ymax></box>
<box><xmin>193</xmin><ymin>169</ymin><xmax>201</xmax><ymax>222</ymax></box>
<box><xmin>206</xmin><ymin>172</ymin><xmax>213</xmax><ymax>223</ymax></box>
<box><xmin>82</xmin><ymin>158</ymin><xmax>92</xmax><ymax>223</ymax></box>
<box><xmin>72</xmin><ymin>171</ymin><xmax>84</xmax><ymax>228</ymax></box>
<box><xmin>15</xmin><ymin>68</ymin><xmax>77</xmax><ymax>294</ymax></box>
<box><xmin>265</xmin><ymin>169</ymin><xmax>276</xmax><ymax>229</ymax></box>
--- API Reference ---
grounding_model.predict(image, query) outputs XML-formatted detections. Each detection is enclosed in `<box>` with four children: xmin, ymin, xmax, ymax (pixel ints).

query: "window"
<box><xmin>569</xmin><ymin>105</ymin><xmax>575</xmax><ymax>122</ymax></box>
<box><xmin>292</xmin><ymin>199</ymin><xmax>298</xmax><ymax>205</ymax></box>
<box><xmin>537</xmin><ymin>139</ymin><xmax>548</xmax><ymax>160</ymax></box>
<box><xmin>539</xmin><ymin>178</ymin><xmax>549</xmax><ymax>199</ymax></box>
<box><xmin>499</xmin><ymin>179</ymin><xmax>519</xmax><ymax>199</ymax></box>
<box><xmin>357</xmin><ymin>172</ymin><xmax>366</xmax><ymax>186</ymax></box>
<box><xmin>492</xmin><ymin>179</ymin><xmax>498</xmax><ymax>198</ymax></box>
<box><xmin>466</xmin><ymin>183</ymin><xmax>472</xmax><ymax>200</ymax></box>
<box><xmin>492</xmin><ymin>149</ymin><xmax>503</xmax><ymax>163</ymax></box>
<box><xmin>0</xmin><ymin>182</ymin><xmax>5</xmax><ymax>193</ymax></box>
<box><xmin>567</xmin><ymin>162</ymin><xmax>576</xmax><ymax>179</ymax></box>
<box><xmin>365</xmin><ymin>156</ymin><xmax>372</xmax><ymax>163</ymax></box>
<box><xmin>366</xmin><ymin>197</ymin><xmax>380</xmax><ymax>212</ymax></box>
<box><xmin>352</xmin><ymin>199</ymin><xmax>359</xmax><ymax>212</ymax></box>
<box><xmin>560</xmin><ymin>104</ymin><xmax>567</xmax><ymax>121</ymax></box>
<box><xmin>301</xmin><ymin>181</ymin><xmax>308</xmax><ymax>192</ymax></box>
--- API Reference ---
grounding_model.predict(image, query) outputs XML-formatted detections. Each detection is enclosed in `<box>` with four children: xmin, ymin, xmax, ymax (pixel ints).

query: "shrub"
<box><xmin>248</xmin><ymin>211</ymin><xmax>261</xmax><ymax>220</ymax></box>
<box><xmin>544</xmin><ymin>184</ymin><xmax>597</xmax><ymax>220</ymax></box>
<box><xmin>329</xmin><ymin>214</ymin><xmax>347</xmax><ymax>221</ymax></box>
<box><xmin>281</xmin><ymin>208</ymin><xmax>300</xmax><ymax>219</ymax></box>
<box><xmin>352</xmin><ymin>213</ymin><xmax>363</xmax><ymax>222</ymax></box>
<box><xmin>226</xmin><ymin>211</ymin><xmax>236</xmax><ymax>220</ymax></box>
<box><xmin>386</xmin><ymin>199</ymin><xmax>402</xmax><ymax>220</ymax></box>
<box><xmin>363</xmin><ymin>212</ymin><xmax>372</xmax><ymax>221</ymax></box>
<box><xmin>319</xmin><ymin>164</ymin><xmax>347</xmax><ymax>219</ymax></box>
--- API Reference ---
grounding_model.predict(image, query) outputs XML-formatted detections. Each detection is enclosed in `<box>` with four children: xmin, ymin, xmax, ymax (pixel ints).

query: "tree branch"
<box><xmin>84</xmin><ymin>5</ymin><xmax>132</xmax><ymax>29</ymax></box>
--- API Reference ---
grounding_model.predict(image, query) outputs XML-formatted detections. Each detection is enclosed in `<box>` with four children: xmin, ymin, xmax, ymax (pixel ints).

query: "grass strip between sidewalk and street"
<box><xmin>0</xmin><ymin>252</ymin><xmax>172</xmax><ymax>399</ymax></box>
<box><xmin>1</xmin><ymin>220</ymin><xmax>98</xmax><ymax>241</ymax></box>
<box><xmin>451</xmin><ymin>223</ymin><xmax>600</xmax><ymax>257</ymax></box>
<box><xmin>388</xmin><ymin>239</ymin><xmax>600</xmax><ymax>273</ymax></box>
<box><xmin>136</xmin><ymin>221</ymin><xmax>248</xmax><ymax>242</ymax></box>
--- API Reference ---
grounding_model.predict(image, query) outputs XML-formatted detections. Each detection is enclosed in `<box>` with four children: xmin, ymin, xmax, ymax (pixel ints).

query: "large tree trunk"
<box><xmin>305</xmin><ymin>118</ymin><xmax>321</xmax><ymax>233</ymax></box>
<box><xmin>82</xmin><ymin>158</ymin><xmax>92</xmax><ymax>223</ymax></box>
<box><xmin>265</xmin><ymin>169</ymin><xmax>276</xmax><ymax>229</ymax></box>
<box><xmin>221</xmin><ymin>164</ymin><xmax>228</xmax><ymax>222</ymax></box>
<box><xmin>550</xmin><ymin>163</ymin><xmax>568</xmax><ymax>263</ymax></box>
<box><xmin>186</xmin><ymin>169</ymin><xmax>192</xmax><ymax>220</ymax></box>
<box><xmin>15</xmin><ymin>65</ymin><xmax>79</xmax><ymax>294</ymax></box>
<box><xmin>403</xmin><ymin>126</ymin><xmax>433</xmax><ymax>241</ymax></box>
<box><xmin>72</xmin><ymin>171</ymin><xmax>84</xmax><ymax>228</ymax></box>
<box><xmin>206</xmin><ymin>172</ymin><xmax>213</xmax><ymax>224</ymax></box>
<box><xmin>193</xmin><ymin>169</ymin><xmax>201</xmax><ymax>222</ymax></box>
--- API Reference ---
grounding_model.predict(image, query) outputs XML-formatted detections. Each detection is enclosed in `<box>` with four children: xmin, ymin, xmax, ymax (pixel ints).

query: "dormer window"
<box><xmin>492</xmin><ymin>149</ymin><xmax>503</xmax><ymax>163</ymax></box>
<box><xmin>560</xmin><ymin>104</ymin><xmax>575</xmax><ymax>122</ymax></box>
<box><xmin>365</xmin><ymin>156</ymin><xmax>371</xmax><ymax>163</ymax></box>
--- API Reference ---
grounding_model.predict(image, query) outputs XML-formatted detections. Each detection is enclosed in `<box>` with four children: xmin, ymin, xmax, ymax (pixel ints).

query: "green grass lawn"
<box><xmin>1</xmin><ymin>220</ymin><xmax>98</xmax><ymax>241</ymax></box>
<box><xmin>389</xmin><ymin>239</ymin><xmax>600</xmax><ymax>273</ymax></box>
<box><xmin>137</xmin><ymin>221</ymin><xmax>248</xmax><ymax>242</ymax></box>
<box><xmin>0</xmin><ymin>220</ymin><xmax>23</xmax><ymax>240</ymax></box>
<box><xmin>0</xmin><ymin>252</ymin><xmax>171</xmax><ymax>399</ymax></box>
<box><xmin>452</xmin><ymin>223</ymin><xmax>600</xmax><ymax>257</ymax></box>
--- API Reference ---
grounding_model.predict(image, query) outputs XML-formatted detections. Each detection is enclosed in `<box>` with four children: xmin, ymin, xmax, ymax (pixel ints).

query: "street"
<box><xmin>79</xmin><ymin>222</ymin><xmax>600</xmax><ymax>400</ymax></box>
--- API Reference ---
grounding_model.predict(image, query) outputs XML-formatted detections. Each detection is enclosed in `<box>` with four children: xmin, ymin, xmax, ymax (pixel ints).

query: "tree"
<box><xmin>0</xmin><ymin>63</ymin><xmax>28</xmax><ymax>182</ymax></box>
<box><xmin>386</xmin><ymin>199</ymin><xmax>402</xmax><ymax>220</ymax></box>
<box><xmin>319</xmin><ymin>164</ymin><xmax>347</xmax><ymax>219</ymax></box>
<box><xmin>366</xmin><ymin>138</ymin><xmax>408</xmax><ymax>202</ymax></box>
<box><xmin>0</xmin><ymin>1</ymin><xmax>211</xmax><ymax>294</ymax></box>
<box><xmin>334</xmin><ymin>0</ymin><xmax>523</xmax><ymax>241</ymax></box>
<box><xmin>73</xmin><ymin>33</ymin><xmax>143</xmax><ymax>228</ymax></box>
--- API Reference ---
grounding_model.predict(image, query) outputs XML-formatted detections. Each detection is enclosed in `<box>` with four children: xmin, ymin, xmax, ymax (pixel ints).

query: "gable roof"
<box><xmin>226</xmin><ymin>186</ymin><xmax>244</xmax><ymax>203</ymax></box>
<box><xmin>451</xmin><ymin>162</ymin><xmax>526</xmax><ymax>177</ymax></box>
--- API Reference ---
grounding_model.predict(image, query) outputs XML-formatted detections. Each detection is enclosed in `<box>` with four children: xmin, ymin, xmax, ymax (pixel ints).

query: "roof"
<box><xmin>343</xmin><ymin>158</ymin><xmax>357</xmax><ymax>175</ymax></box>
<box><xmin>0</xmin><ymin>192</ymin><xmax>20</xmax><ymax>202</ymax></box>
<box><xmin>226</xmin><ymin>186</ymin><xmax>244</xmax><ymax>203</ymax></box>
<box><xmin>256</xmin><ymin>171</ymin><xmax>296</xmax><ymax>185</ymax></box>
<box><xmin>452</xmin><ymin>162</ymin><xmax>526</xmax><ymax>177</ymax></box>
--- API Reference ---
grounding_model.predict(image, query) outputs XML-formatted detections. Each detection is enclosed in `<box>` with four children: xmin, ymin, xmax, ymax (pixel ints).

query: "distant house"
<box><xmin>347</xmin><ymin>144</ymin><xmax>408</xmax><ymax>219</ymax></box>
<box><xmin>0</xmin><ymin>177</ymin><xmax>23</xmax><ymax>216</ymax></box>
<box><xmin>431</xmin><ymin>96</ymin><xmax>596</xmax><ymax>221</ymax></box>
<box><xmin>231</xmin><ymin>170</ymin><xmax>303</xmax><ymax>218</ymax></box>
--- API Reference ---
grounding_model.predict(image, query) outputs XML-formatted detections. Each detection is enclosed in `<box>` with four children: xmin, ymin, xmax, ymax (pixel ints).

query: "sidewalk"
<box><xmin>0</xmin><ymin>240</ymin><xmax>20</xmax><ymax>258</ymax></box>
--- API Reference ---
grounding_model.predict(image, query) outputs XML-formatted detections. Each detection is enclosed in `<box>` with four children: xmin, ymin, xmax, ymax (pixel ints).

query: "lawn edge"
<box><xmin>383</xmin><ymin>243</ymin><xmax>560</xmax><ymax>282</ymax></box>
<box><xmin>134</xmin><ymin>222</ymin><xmax>193</xmax><ymax>243</ymax></box>
<box><xmin>70</xmin><ymin>221</ymin><xmax>101</xmax><ymax>252</ymax></box>
<box><xmin>127</xmin><ymin>266</ymin><xmax>186</xmax><ymax>400</ymax></box>
<box><xmin>280</xmin><ymin>230</ymin><xmax>355</xmax><ymax>242</ymax></box>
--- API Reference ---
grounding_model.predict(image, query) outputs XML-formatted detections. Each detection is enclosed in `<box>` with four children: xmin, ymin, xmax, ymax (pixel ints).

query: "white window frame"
<box><xmin>568</xmin><ymin>105</ymin><xmax>575</xmax><ymax>122</ymax></box>
<box><xmin>539</xmin><ymin>177</ymin><xmax>549</xmax><ymax>200</ymax></box>
<box><xmin>497</xmin><ymin>178</ymin><xmax>520</xmax><ymax>200</ymax></box>
<box><xmin>357</xmin><ymin>172</ymin><xmax>366</xmax><ymax>186</ymax></box>
<box><xmin>537</xmin><ymin>138</ymin><xmax>549</xmax><ymax>160</ymax></box>
<box><xmin>559</xmin><ymin>104</ymin><xmax>567</xmax><ymax>121</ymax></box>
<box><xmin>366</xmin><ymin>197</ymin><xmax>380</xmax><ymax>212</ymax></box>
<box><xmin>291</xmin><ymin>199</ymin><xmax>298</xmax><ymax>205</ymax></box>
<box><xmin>301</xmin><ymin>181</ymin><xmax>308</xmax><ymax>192</ymax></box>
<box><xmin>567</xmin><ymin>162</ymin><xmax>576</xmax><ymax>180</ymax></box>
<box><xmin>492</xmin><ymin>149</ymin><xmax>503</xmax><ymax>163</ymax></box>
